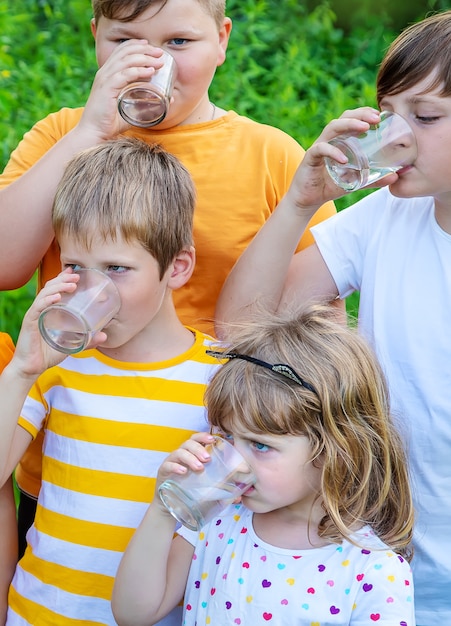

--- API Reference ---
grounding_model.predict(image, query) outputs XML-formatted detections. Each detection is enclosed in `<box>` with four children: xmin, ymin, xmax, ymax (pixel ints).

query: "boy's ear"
<box><xmin>167</xmin><ymin>247</ymin><xmax>196</xmax><ymax>290</ymax></box>
<box><xmin>217</xmin><ymin>18</ymin><xmax>232</xmax><ymax>68</ymax></box>
<box><xmin>90</xmin><ymin>18</ymin><xmax>97</xmax><ymax>39</ymax></box>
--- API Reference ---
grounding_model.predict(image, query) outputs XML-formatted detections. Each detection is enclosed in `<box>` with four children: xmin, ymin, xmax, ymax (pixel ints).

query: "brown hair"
<box><xmin>377</xmin><ymin>10</ymin><xmax>451</xmax><ymax>103</ymax></box>
<box><xmin>206</xmin><ymin>304</ymin><xmax>414</xmax><ymax>559</ymax></box>
<box><xmin>53</xmin><ymin>137</ymin><xmax>195</xmax><ymax>279</ymax></box>
<box><xmin>91</xmin><ymin>0</ymin><xmax>226</xmax><ymax>29</ymax></box>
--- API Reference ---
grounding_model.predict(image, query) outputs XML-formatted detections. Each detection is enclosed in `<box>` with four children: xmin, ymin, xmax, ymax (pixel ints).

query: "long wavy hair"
<box><xmin>205</xmin><ymin>304</ymin><xmax>414</xmax><ymax>560</ymax></box>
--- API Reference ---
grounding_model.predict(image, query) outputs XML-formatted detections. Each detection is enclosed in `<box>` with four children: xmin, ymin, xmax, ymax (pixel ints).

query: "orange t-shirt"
<box><xmin>1</xmin><ymin>107</ymin><xmax>336</xmax><ymax>496</ymax></box>
<box><xmin>0</xmin><ymin>332</ymin><xmax>14</xmax><ymax>371</ymax></box>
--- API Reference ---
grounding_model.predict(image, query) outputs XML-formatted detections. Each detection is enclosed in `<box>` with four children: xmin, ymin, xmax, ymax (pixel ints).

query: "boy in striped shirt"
<box><xmin>0</xmin><ymin>137</ymin><xmax>220</xmax><ymax>626</ymax></box>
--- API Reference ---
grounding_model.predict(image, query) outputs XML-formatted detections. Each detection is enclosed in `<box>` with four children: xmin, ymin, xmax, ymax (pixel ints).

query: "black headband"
<box><xmin>206</xmin><ymin>350</ymin><xmax>318</xmax><ymax>396</ymax></box>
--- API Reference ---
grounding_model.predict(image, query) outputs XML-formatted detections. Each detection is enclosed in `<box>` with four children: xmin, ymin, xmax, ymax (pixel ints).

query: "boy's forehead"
<box><xmin>389</xmin><ymin>74</ymin><xmax>448</xmax><ymax>102</ymax></box>
<box><xmin>95</xmin><ymin>0</ymin><xmax>165</xmax><ymax>23</ymax></box>
<box><xmin>58</xmin><ymin>229</ymin><xmax>146</xmax><ymax>256</ymax></box>
<box><xmin>95</xmin><ymin>0</ymin><xmax>223</xmax><ymax>24</ymax></box>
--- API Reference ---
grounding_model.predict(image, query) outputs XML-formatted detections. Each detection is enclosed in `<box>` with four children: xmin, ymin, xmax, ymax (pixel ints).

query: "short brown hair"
<box><xmin>92</xmin><ymin>0</ymin><xmax>226</xmax><ymax>29</ymax></box>
<box><xmin>377</xmin><ymin>10</ymin><xmax>451</xmax><ymax>103</ymax></box>
<box><xmin>53</xmin><ymin>137</ymin><xmax>195</xmax><ymax>279</ymax></box>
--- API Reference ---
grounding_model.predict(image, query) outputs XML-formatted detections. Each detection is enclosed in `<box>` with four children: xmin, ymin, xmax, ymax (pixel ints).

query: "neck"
<box><xmin>252</xmin><ymin>505</ymin><xmax>328</xmax><ymax>550</ymax></box>
<box><xmin>180</xmin><ymin>100</ymin><xmax>225</xmax><ymax>126</ymax></box>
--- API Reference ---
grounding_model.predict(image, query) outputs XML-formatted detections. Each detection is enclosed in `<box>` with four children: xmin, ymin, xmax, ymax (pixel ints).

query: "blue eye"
<box><xmin>252</xmin><ymin>441</ymin><xmax>270</xmax><ymax>452</ymax></box>
<box><xmin>65</xmin><ymin>263</ymin><xmax>83</xmax><ymax>271</ymax></box>
<box><xmin>107</xmin><ymin>265</ymin><xmax>127</xmax><ymax>273</ymax></box>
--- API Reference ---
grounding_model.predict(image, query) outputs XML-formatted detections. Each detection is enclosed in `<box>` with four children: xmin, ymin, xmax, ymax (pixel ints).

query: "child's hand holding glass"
<box><xmin>157</xmin><ymin>432</ymin><xmax>255</xmax><ymax>531</ymax></box>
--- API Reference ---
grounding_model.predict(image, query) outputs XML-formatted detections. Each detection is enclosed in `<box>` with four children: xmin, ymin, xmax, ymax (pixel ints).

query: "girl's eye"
<box><xmin>222</xmin><ymin>433</ymin><xmax>234</xmax><ymax>444</ymax></box>
<box><xmin>252</xmin><ymin>441</ymin><xmax>270</xmax><ymax>453</ymax></box>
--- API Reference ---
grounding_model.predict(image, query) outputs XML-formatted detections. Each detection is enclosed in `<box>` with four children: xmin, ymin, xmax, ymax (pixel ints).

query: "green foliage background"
<box><xmin>0</xmin><ymin>0</ymin><xmax>449</xmax><ymax>340</ymax></box>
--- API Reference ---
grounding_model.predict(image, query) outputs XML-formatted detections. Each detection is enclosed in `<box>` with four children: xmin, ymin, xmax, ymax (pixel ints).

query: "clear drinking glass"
<box><xmin>325</xmin><ymin>111</ymin><xmax>417</xmax><ymax>191</ymax></box>
<box><xmin>117</xmin><ymin>50</ymin><xmax>176</xmax><ymax>128</ymax></box>
<box><xmin>158</xmin><ymin>436</ymin><xmax>255</xmax><ymax>531</ymax></box>
<box><xmin>38</xmin><ymin>268</ymin><xmax>121</xmax><ymax>354</ymax></box>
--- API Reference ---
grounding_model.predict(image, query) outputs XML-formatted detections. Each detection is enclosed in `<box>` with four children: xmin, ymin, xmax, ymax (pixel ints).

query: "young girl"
<box><xmin>112</xmin><ymin>304</ymin><xmax>415</xmax><ymax>626</ymax></box>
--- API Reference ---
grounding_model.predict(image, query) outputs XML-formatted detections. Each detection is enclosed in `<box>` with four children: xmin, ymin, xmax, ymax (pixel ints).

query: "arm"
<box><xmin>112</xmin><ymin>433</ymin><xmax>215</xmax><ymax>626</ymax></box>
<box><xmin>0</xmin><ymin>477</ymin><xmax>17</xmax><ymax>626</ymax></box>
<box><xmin>351</xmin><ymin>553</ymin><xmax>415</xmax><ymax>624</ymax></box>
<box><xmin>0</xmin><ymin>270</ymin><xmax>107</xmax><ymax>484</ymax></box>
<box><xmin>0</xmin><ymin>338</ymin><xmax>18</xmax><ymax>625</ymax></box>
<box><xmin>112</xmin><ymin>502</ymin><xmax>193</xmax><ymax>626</ymax></box>
<box><xmin>215</xmin><ymin>108</ymin><xmax>396</xmax><ymax>331</ymax></box>
<box><xmin>0</xmin><ymin>42</ymin><xmax>166</xmax><ymax>289</ymax></box>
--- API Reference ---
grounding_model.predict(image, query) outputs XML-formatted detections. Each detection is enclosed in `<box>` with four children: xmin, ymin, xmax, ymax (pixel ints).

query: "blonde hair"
<box><xmin>206</xmin><ymin>304</ymin><xmax>414</xmax><ymax>559</ymax></box>
<box><xmin>92</xmin><ymin>0</ymin><xmax>226</xmax><ymax>29</ymax></box>
<box><xmin>377</xmin><ymin>10</ymin><xmax>451</xmax><ymax>103</ymax></box>
<box><xmin>52</xmin><ymin>137</ymin><xmax>195</xmax><ymax>279</ymax></box>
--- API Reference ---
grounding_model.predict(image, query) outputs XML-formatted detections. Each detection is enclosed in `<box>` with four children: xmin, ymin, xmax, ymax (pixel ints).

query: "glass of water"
<box><xmin>117</xmin><ymin>50</ymin><xmax>176</xmax><ymax>128</ymax></box>
<box><xmin>325</xmin><ymin>111</ymin><xmax>417</xmax><ymax>191</ymax></box>
<box><xmin>38</xmin><ymin>268</ymin><xmax>121</xmax><ymax>354</ymax></box>
<box><xmin>158</xmin><ymin>436</ymin><xmax>255</xmax><ymax>531</ymax></box>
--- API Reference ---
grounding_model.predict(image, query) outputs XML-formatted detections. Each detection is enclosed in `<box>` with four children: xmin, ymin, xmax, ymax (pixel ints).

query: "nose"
<box><xmin>230</xmin><ymin>443</ymin><xmax>254</xmax><ymax>478</ymax></box>
<box><xmin>235</xmin><ymin>459</ymin><xmax>253</xmax><ymax>475</ymax></box>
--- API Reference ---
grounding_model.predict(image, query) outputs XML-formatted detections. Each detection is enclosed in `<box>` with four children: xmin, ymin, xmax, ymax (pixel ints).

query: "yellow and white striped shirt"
<box><xmin>8</xmin><ymin>329</ymin><xmax>220</xmax><ymax>625</ymax></box>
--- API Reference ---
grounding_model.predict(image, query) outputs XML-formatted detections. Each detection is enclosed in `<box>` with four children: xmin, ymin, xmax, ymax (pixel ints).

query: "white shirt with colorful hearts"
<box><xmin>177</xmin><ymin>504</ymin><xmax>414</xmax><ymax>625</ymax></box>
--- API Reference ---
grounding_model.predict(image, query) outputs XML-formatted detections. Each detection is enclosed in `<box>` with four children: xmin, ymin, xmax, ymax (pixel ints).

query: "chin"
<box><xmin>388</xmin><ymin>181</ymin><xmax>420</xmax><ymax>199</ymax></box>
<box><xmin>96</xmin><ymin>338</ymin><xmax>121</xmax><ymax>351</ymax></box>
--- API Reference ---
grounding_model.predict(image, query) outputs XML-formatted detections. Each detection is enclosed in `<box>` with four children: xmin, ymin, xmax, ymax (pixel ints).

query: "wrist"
<box><xmin>2</xmin><ymin>359</ymin><xmax>40</xmax><ymax>386</ymax></box>
<box><xmin>0</xmin><ymin>361</ymin><xmax>39</xmax><ymax>417</ymax></box>
<box><xmin>278</xmin><ymin>190</ymin><xmax>319</xmax><ymax>224</ymax></box>
<box><xmin>67</xmin><ymin>124</ymin><xmax>110</xmax><ymax>150</ymax></box>
<box><xmin>148</xmin><ymin>495</ymin><xmax>177</xmax><ymax>523</ymax></box>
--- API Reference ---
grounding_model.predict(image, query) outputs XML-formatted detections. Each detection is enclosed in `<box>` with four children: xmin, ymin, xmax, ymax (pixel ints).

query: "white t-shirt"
<box><xmin>312</xmin><ymin>187</ymin><xmax>451</xmax><ymax>625</ymax></box>
<box><xmin>178</xmin><ymin>504</ymin><xmax>414</xmax><ymax>625</ymax></box>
